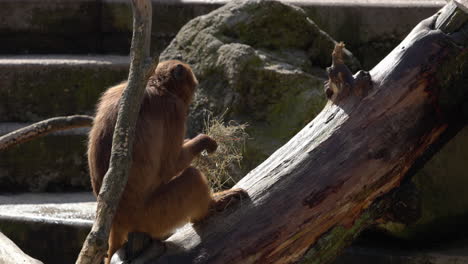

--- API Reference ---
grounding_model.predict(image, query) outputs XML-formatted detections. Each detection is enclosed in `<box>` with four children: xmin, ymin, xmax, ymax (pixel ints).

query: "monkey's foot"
<box><xmin>212</xmin><ymin>188</ymin><xmax>248</xmax><ymax>212</ymax></box>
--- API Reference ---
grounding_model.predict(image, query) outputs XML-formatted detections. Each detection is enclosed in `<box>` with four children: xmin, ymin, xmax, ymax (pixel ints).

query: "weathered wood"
<box><xmin>126</xmin><ymin>1</ymin><xmax>468</xmax><ymax>263</ymax></box>
<box><xmin>75</xmin><ymin>0</ymin><xmax>155</xmax><ymax>263</ymax></box>
<box><xmin>0</xmin><ymin>232</ymin><xmax>43</xmax><ymax>264</ymax></box>
<box><xmin>0</xmin><ymin>115</ymin><xmax>93</xmax><ymax>151</ymax></box>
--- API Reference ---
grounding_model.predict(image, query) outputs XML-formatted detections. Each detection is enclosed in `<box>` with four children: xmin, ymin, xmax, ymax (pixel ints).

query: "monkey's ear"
<box><xmin>172</xmin><ymin>64</ymin><xmax>186</xmax><ymax>81</ymax></box>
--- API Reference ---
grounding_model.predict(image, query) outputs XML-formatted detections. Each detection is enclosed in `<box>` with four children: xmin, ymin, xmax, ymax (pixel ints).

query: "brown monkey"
<box><xmin>87</xmin><ymin>60</ymin><xmax>246</xmax><ymax>264</ymax></box>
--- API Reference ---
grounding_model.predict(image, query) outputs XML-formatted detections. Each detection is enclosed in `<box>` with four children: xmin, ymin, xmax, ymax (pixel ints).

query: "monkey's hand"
<box><xmin>212</xmin><ymin>188</ymin><xmax>248</xmax><ymax>212</ymax></box>
<box><xmin>192</xmin><ymin>134</ymin><xmax>218</xmax><ymax>154</ymax></box>
<box><xmin>192</xmin><ymin>188</ymin><xmax>248</xmax><ymax>225</ymax></box>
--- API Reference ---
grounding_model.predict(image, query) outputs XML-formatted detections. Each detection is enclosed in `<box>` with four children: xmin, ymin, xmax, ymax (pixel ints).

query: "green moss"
<box><xmin>0</xmin><ymin>220</ymin><xmax>90</xmax><ymax>264</ymax></box>
<box><xmin>225</xmin><ymin>3</ymin><xmax>315</xmax><ymax>50</ymax></box>
<box><xmin>239</xmin><ymin>62</ymin><xmax>327</xmax><ymax>168</ymax></box>
<box><xmin>0</xmin><ymin>134</ymin><xmax>91</xmax><ymax>192</ymax></box>
<box><xmin>265</xmin><ymin>78</ymin><xmax>326</xmax><ymax>133</ymax></box>
<box><xmin>0</xmin><ymin>65</ymin><xmax>127</xmax><ymax>122</ymax></box>
<box><xmin>300</xmin><ymin>201</ymin><xmax>386</xmax><ymax>264</ymax></box>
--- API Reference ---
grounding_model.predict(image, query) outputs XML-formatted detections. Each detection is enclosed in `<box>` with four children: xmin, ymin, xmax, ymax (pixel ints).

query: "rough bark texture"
<box><xmin>75</xmin><ymin>0</ymin><xmax>155</xmax><ymax>263</ymax></box>
<box><xmin>126</xmin><ymin>1</ymin><xmax>468</xmax><ymax>263</ymax></box>
<box><xmin>373</xmin><ymin>0</ymin><xmax>468</xmax><ymax>241</ymax></box>
<box><xmin>0</xmin><ymin>115</ymin><xmax>93</xmax><ymax>151</ymax></box>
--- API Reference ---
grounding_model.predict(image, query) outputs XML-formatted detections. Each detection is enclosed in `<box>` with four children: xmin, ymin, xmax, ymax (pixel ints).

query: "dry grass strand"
<box><xmin>193</xmin><ymin>112</ymin><xmax>249</xmax><ymax>192</ymax></box>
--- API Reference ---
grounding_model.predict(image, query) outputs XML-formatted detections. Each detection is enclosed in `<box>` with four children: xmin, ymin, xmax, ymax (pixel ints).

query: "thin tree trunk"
<box><xmin>75</xmin><ymin>0</ymin><xmax>156</xmax><ymax>263</ymax></box>
<box><xmin>125</xmin><ymin>1</ymin><xmax>468</xmax><ymax>263</ymax></box>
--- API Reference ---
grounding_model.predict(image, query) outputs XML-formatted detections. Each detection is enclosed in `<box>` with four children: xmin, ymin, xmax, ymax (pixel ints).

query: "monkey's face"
<box><xmin>153</xmin><ymin>60</ymin><xmax>198</xmax><ymax>104</ymax></box>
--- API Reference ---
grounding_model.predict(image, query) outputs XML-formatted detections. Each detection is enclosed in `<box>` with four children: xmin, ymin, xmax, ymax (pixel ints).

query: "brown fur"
<box><xmin>88</xmin><ymin>60</ymin><xmax>245</xmax><ymax>264</ymax></box>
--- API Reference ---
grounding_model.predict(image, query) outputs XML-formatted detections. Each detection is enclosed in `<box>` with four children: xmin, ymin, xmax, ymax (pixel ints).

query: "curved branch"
<box><xmin>0</xmin><ymin>115</ymin><xmax>93</xmax><ymax>151</ymax></box>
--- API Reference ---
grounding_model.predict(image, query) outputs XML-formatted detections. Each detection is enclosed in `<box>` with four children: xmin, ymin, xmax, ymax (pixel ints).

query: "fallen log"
<box><xmin>119</xmin><ymin>1</ymin><xmax>468</xmax><ymax>263</ymax></box>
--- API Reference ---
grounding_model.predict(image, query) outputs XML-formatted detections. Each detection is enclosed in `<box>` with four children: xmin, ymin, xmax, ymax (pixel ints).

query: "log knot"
<box><xmin>324</xmin><ymin>43</ymin><xmax>372</xmax><ymax>102</ymax></box>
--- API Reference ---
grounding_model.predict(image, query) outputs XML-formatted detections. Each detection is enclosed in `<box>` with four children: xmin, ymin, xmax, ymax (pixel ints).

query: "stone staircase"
<box><xmin>0</xmin><ymin>56</ymin><xmax>128</xmax><ymax>193</ymax></box>
<box><xmin>3</xmin><ymin>0</ymin><xmax>463</xmax><ymax>263</ymax></box>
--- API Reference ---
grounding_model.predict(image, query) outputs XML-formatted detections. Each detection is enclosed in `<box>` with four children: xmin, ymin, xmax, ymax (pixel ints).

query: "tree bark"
<box><xmin>127</xmin><ymin>1</ymin><xmax>468</xmax><ymax>263</ymax></box>
<box><xmin>0</xmin><ymin>115</ymin><xmax>93</xmax><ymax>151</ymax></box>
<box><xmin>75</xmin><ymin>0</ymin><xmax>156</xmax><ymax>263</ymax></box>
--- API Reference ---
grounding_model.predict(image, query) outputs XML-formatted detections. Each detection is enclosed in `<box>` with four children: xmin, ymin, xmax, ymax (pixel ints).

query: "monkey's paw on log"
<box><xmin>110</xmin><ymin>188</ymin><xmax>248</xmax><ymax>264</ymax></box>
<box><xmin>211</xmin><ymin>188</ymin><xmax>249</xmax><ymax>212</ymax></box>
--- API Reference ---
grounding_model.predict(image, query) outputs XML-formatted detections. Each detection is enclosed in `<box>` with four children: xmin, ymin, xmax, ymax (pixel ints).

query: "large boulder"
<box><xmin>160</xmin><ymin>0</ymin><xmax>360</xmax><ymax>172</ymax></box>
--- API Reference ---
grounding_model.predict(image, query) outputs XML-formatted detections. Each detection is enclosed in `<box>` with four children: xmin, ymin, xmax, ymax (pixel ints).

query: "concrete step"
<box><xmin>0</xmin><ymin>0</ymin><xmax>221</xmax><ymax>55</ymax></box>
<box><xmin>0</xmin><ymin>55</ymin><xmax>128</xmax><ymax>122</ymax></box>
<box><xmin>0</xmin><ymin>192</ymin><xmax>94</xmax><ymax>264</ymax></box>
<box><xmin>0</xmin><ymin>123</ymin><xmax>90</xmax><ymax>192</ymax></box>
<box><xmin>0</xmin><ymin>0</ymin><xmax>445</xmax><ymax>68</ymax></box>
<box><xmin>0</xmin><ymin>0</ymin><xmax>100</xmax><ymax>54</ymax></box>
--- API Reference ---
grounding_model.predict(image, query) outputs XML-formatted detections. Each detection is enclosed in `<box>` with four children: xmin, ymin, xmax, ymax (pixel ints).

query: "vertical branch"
<box><xmin>76</xmin><ymin>0</ymin><xmax>154</xmax><ymax>263</ymax></box>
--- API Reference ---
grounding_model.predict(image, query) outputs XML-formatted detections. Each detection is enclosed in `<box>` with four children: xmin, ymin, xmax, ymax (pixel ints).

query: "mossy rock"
<box><xmin>161</xmin><ymin>0</ymin><xmax>360</xmax><ymax>173</ymax></box>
